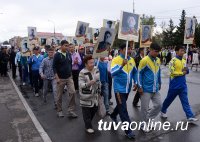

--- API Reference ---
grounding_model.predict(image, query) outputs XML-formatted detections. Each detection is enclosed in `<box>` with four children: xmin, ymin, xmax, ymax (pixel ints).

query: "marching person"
<box><xmin>110</xmin><ymin>44</ymin><xmax>138</xmax><ymax>139</ymax></box>
<box><xmin>138</xmin><ymin>43</ymin><xmax>162</xmax><ymax>132</ymax></box>
<box><xmin>15</xmin><ymin>49</ymin><xmax>22</xmax><ymax>80</ymax></box>
<box><xmin>98</xmin><ymin>57</ymin><xmax>110</xmax><ymax>115</ymax></box>
<box><xmin>69</xmin><ymin>44</ymin><xmax>82</xmax><ymax>91</ymax></box>
<box><xmin>79</xmin><ymin>55</ymin><xmax>101</xmax><ymax>134</ymax></box>
<box><xmin>132</xmin><ymin>48</ymin><xmax>144</xmax><ymax>107</ymax></box>
<box><xmin>28</xmin><ymin>46</ymin><xmax>44</xmax><ymax>96</ymax></box>
<box><xmin>39</xmin><ymin>47</ymin><xmax>57</xmax><ymax>108</ymax></box>
<box><xmin>161</xmin><ymin>46</ymin><xmax>198</xmax><ymax>122</ymax></box>
<box><xmin>53</xmin><ymin>40</ymin><xmax>77</xmax><ymax>118</ymax></box>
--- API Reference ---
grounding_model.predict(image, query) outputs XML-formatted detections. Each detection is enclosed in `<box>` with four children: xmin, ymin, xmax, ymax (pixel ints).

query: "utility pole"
<box><xmin>133</xmin><ymin>0</ymin><xmax>135</xmax><ymax>14</ymax></box>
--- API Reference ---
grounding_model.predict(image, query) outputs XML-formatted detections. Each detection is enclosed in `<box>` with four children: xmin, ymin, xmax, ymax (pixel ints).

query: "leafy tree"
<box><xmin>173</xmin><ymin>10</ymin><xmax>186</xmax><ymax>46</ymax></box>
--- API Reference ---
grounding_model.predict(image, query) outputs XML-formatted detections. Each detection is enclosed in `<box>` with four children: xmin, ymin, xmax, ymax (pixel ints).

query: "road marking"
<box><xmin>8</xmin><ymin>73</ymin><xmax>52</xmax><ymax>142</ymax></box>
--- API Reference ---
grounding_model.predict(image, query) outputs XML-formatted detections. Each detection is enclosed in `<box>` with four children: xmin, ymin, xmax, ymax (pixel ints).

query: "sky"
<box><xmin>0</xmin><ymin>0</ymin><xmax>200</xmax><ymax>42</ymax></box>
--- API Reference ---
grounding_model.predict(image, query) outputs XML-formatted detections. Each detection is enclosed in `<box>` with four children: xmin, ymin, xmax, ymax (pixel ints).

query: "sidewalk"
<box><xmin>0</xmin><ymin>75</ymin><xmax>43</xmax><ymax>142</ymax></box>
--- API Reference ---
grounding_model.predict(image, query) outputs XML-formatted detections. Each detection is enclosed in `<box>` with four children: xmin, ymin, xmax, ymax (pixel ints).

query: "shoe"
<box><xmin>22</xmin><ymin>82</ymin><xmax>26</xmax><ymax>86</ymax></box>
<box><xmin>187</xmin><ymin>117</ymin><xmax>198</xmax><ymax>123</ymax></box>
<box><xmin>125</xmin><ymin>132</ymin><xmax>135</xmax><ymax>139</ymax></box>
<box><xmin>57</xmin><ymin>111</ymin><xmax>64</xmax><ymax>118</ymax></box>
<box><xmin>110</xmin><ymin>115</ymin><xmax>118</xmax><ymax>123</ymax></box>
<box><xmin>68</xmin><ymin>111</ymin><xmax>78</xmax><ymax>118</ymax></box>
<box><xmin>86</xmin><ymin>128</ymin><xmax>94</xmax><ymax>134</ymax></box>
<box><xmin>35</xmin><ymin>93</ymin><xmax>39</xmax><ymax>97</ymax></box>
<box><xmin>160</xmin><ymin>112</ymin><xmax>168</xmax><ymax>118</ymax></box>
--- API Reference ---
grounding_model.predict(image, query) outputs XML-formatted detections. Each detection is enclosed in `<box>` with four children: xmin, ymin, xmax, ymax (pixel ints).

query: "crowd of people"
<box><xmin>0</xmin><ymin>41</ymin><xmax>199</xmax><ymax>139</ymax></box>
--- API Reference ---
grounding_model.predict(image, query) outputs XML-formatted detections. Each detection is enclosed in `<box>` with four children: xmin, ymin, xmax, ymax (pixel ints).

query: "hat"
<box><xmin>33</xmin><ymin>46</ymin><xmax>40</xmax><ymax>50</ymax></box>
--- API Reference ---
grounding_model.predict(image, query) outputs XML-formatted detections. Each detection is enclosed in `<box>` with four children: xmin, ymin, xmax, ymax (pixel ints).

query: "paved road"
<box><xmin>4</xmin><ymin>65</ymin><xmax>200</xmax><ymax>142</ymax></box>
<box><xmin>0</xmin><ymin>76</ymin><xmax>43</xmax><ymax>142</ymax></box>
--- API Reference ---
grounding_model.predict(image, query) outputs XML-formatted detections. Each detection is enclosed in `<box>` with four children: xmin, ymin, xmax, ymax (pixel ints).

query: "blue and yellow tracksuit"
<box><xmin>138</xmin><ymin>55</ymin><xmax>161</xmax><ymax>93</ymax></box>
<box><xmin>111</xmin><ymin>54</ymin><xmax>138</xmax><ymax>94</ymax></box>
<box><xmin>161</xmin><ymin>56</ymin><xmax>194</xmax><ymax>118</ymax></box>
<box><xmin>110</xmin><ymin>54</ymin><xmax>137</xmax><ymax>135</ymax></box>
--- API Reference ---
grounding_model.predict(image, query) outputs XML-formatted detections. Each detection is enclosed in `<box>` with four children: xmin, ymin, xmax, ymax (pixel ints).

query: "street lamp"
<box><xmin>48</xmin><ymin>20</ymin><xmax>55</xmax><ymax>38</ymax></box>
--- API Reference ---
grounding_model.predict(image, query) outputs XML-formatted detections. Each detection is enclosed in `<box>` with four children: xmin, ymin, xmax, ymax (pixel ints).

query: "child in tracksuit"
<box><xmin>161</xmin><ymin>46</ymin><xmax>198</xmax><ymax>122</ymax></box>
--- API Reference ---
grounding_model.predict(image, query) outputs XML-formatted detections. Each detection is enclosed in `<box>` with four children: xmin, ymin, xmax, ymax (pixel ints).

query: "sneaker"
<box><xmin>86</xmin><ymin>128</ymin><xmax>94</xmax><ymax>134</ymax></box>
<box><xmin>35</xmin><ymin>93</ymin><xmax>39</xmax><ymax>97</ymax></box>
<box><xmin>160</xmin><ymin>112</ymin><xmax>168</xmax><ymax>118</ymax></box>
<box><xmin>57</xmin><ymin>111</ymin><xmax>64</xmax><ymax>118</ymax></box>
<box><xmin>125</xmin><ymin>132</ymin><xmax>135</xmax><ymax>139</ymax></box>
<box><xmin>187</xmin><ymin>117</ymin><xmax>198</xmax><ymax>123</ymax></box>
<box><xmin>68</xmin><ymin>111</ymin><xmax>78</xmax><ymax>118</ymax></box>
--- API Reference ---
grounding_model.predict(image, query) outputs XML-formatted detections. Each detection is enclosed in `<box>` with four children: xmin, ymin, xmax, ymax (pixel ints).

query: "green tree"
<box><xmin>3</xmin><ymin>41</ymin><xmax>9</xmax><ymax>45</ymax></box>
<box><xmin>174</xmin><ymin>10</ymin><xmax>186</xmax><ymax>46</ymax></box>
<box><xmin>194</xmin><ymin>23</ymin><xmax>200</xmax><ymax>48</ymax></box>
<box><xmin>141</xmin><ymin>14</ymin><xmax>156</xmax><ymax>26</ymax></box>
<box><xmin>162</xmin><ymin>19</ymin><xmax>176</xmax><ymax>46</ymax></box>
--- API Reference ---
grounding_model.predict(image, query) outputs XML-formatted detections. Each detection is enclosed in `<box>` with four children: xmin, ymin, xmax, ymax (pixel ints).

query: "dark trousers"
<box><xmin>17</xmin><ymin>62</ymin><xmax>22</xmax><ymax>80</ymax></box>
<box><xmin>29</xmin><ymin>65</ymin><xmax>33</xmax><ymax>87</ymax></box>
<box><xmin>22</xmin><ymin>65</ymin><xmax>28</xmax><ymax>83</ymax></box>
<box><xmin>0</xmin><ymin>63</ymin><xmax>8</xmax><ymax>76</ymax></box>
<box><xmin>108</xmin><ymin>72</ymin><xmax>112</xmax><ymax>100</ymax></box>
<box><xmin>82</xmin><ymin>106</ymin><xmax>98</xmax><ymax>129</ymax></box>
<box><xmin>32</xmin><ymin>70</ymin><xmax>43</xmax><ymax>94</ymax></box>
<box><xmin>72</xmin><ymin>70</ymin><xmax>79</xmax><ymax>90</ymax></box>
<box><xmin>111</xmin><ymin>93</ymin><xmax>132</xmax><ymax>134</ymax></box>
<box><xmin>12</xmin><ymin>64</ymin><xmax>16</xmax><ymax>78</ymax></box>
<box><xmin>133</xmin><ymin>91</ymin><xmax>140</xmax><ymax>105</ymax></box>
<box><xmin>161</xmin><ymin>87</ymin><xmax>194</xmax><ymax>118</ymax></box>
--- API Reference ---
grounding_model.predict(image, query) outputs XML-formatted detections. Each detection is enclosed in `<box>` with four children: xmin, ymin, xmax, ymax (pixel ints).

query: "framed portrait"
<box><xmin>92</xmin><ymin>28</ymin><xmax>100</xmax><ymax>43</ymax></box>
<box><xmin>103</xmin><ymin>19</ymin><xmax>116</xmax><ymax>29</ymax></box>
<box><xmin>118</xmin><ymin>11</ymin><xmax>140</xmax><ymax>42</ymax></box>
<box><xmin>75</xmin><ymin>21</ymin><xmax>89</xmax><ymax>39</ymax></box>
<box><xmin>41</xmin><ymin>38</ymin><xmax>47</xmax><ymax>46</ymax></box>
<box><xmin>93</xmin><ymin>27</ymin><xmax>116</xmax><ymax>58</ymax></box>
<box><xmin>184</xmin><ymin>17</ymin><xmax>196</xmax><ymax>44</ymax></box>
<box><xmin>140</xmin><ymin>25</ymin><xmax>152</xmax><ymax>47</ymax></box>
<box><xmin>28</xmin><ymin>27</ymin><xmax>37</xmax><ymax>41</ymax></box>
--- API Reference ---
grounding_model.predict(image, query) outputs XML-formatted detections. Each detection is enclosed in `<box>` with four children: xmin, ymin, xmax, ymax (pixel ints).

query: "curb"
<box><xmin>8</xmin><ymin>73</ymin><xmax>52</xmax><ymax>142</ymax></box>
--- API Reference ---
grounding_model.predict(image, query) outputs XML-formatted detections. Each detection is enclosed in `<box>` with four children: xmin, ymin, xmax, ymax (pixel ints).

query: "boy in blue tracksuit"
<box><xmin>161</xmin><ymin>46</ymin><xmax>198</xmax><ymax>122</ymax></box>
<box><xmin>110</xmin><ymin>44</ymin><xmax>137</xmax><ymax>139</ymax></box>
<box><xmin>28</xmin><ymin>47</ymin><xmax>44</xmax><ymax>96</ymax></box>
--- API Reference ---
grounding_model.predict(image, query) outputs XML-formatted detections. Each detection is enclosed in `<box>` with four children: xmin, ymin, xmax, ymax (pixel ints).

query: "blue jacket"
<box><xmin>111</xmin><ymin>54</ymin><xmax>137</xmax><ymax>94</ymax></box>
<box><xmin>28</xmin><ymin>54</ymin><xmax>44</xmax><ymax>71</ymax></box>
<box><xmin>138</xmin><ymin>55</ymin><xmax>161</xmax><ymax>93</ymax></box>
<box><xmin>98</xmin><ymin>61</ymin><xmax>108</xmax><ymax>83</ymax></box>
